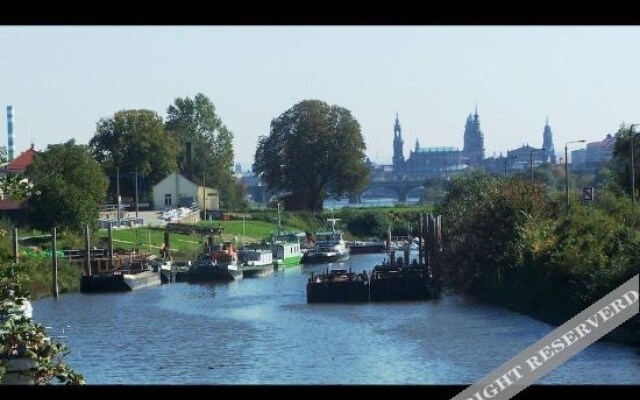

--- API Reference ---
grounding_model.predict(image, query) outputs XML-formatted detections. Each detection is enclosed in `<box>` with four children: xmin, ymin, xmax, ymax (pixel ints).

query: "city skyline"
<box><xmin>1</xmin><ymin>26</ymin><xmax>638</xmax><ymax>168</ymax></box>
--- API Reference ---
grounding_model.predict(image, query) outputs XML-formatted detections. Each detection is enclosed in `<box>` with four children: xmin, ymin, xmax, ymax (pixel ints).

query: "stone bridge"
<box><xmin>349</xmin><ymin>177</ymin><xmax>427</xmax><ymax>204</ymax></box>
<box><xmin>245</xmin><ymin>177</ymin><xmax>435</xmax><ymax>205</ymax></box>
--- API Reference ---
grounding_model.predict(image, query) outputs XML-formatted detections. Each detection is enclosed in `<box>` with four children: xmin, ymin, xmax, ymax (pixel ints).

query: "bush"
<box><xmin>0</xmin><ymin>262</ymin><xmax>84</xmax><ymax>384</ymax></box>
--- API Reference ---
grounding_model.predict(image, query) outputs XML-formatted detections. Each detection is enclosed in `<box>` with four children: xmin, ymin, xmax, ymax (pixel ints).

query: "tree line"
<box><xmin>440</xmin><ymin>128</ymin><xmax>640</xmax><ymax>339</ymax></box>
<box><xmin>1</xmin><ymin>93</ymin><xmax>248</xmax><ymax>232</ymax></box>
<box><xmin>1</xmin><ymin>97</ymin><xmax>371</xmax><ymax>233</ymax></box>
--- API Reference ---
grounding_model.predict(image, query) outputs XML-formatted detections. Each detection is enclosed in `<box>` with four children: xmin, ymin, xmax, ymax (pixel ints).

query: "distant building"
<box><xmin>0</xmin><ymin>144</ymin><xmax>36</xmax><ymax>176</ymax></box>
<box><xmin>571</xmin><ymin>149</ymin><xmax>587</xmax><ymax>165</ymax></box>
<box><xmin>570</xmin><ymin>134</ymin><xmax>615</xmax><ymax>172</ymax></box>
<box><xmin>237</xmin><ymin>169</ymin><xmax>271</xmax><ymax>204</ymax></box>
<box><xmin>391</xmin><ymin>113</ymin><xmax>467</xmax><ymax>179</ymax></box>
<box><xmin>506</xmin><ymin>143</ymin><xmax>550</xmax><ymax>169</ymax></box>
<box><xmin>482</xmin><ymin>120</ymin><xmax>556</xmax><ymax>175</ymax></box>
<box><xmin>392</xmin><ymin>114</ymin><xmax>405</xmax><ymax>173</ymax></box>
<box><xmin>152</xmin><ymin>172</ymin><xmax>219</xmax><ymax>212</ymax></box>
<box><xmin>586</xmin><ymin>134</ymin><xmax>615</xmax><ymax>164</ymax></box>
<box><xmin>541</xmin><ymin>118</ymin><xmax>557</xmax><ymax>164</ymax></box>
<box><xmin>0</xmin><ymin>145</ymin><xmax>37</xmax><ymax>224</ymax></box>
<box><xmin>462</xmin><ymin>107</ymin><xmax>485</xmax><ymax>167</ymax></box>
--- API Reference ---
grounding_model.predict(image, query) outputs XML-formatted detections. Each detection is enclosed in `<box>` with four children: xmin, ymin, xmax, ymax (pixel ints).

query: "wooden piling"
<box><xmin>418</xmin><ymin>213</ymin><xmax>424</xmax><ymax>265</ymax></box>
<box><xmin>12</xmin><ymin>227</ymin><xmax>19</xmax><ymax>264</ymax></box>
<box><xmin>164</xmin><ymin>231</ymin><xmax>170</xmax><ymax>249</ymax></box>
<box><xmin>84</xmin><ymin>225</ymin><xmax>91</xmax><ymax>276</ymax></box>
<box><xmin>108</xmin><ymin>223</ymin><xmax>114</xmax><ymax>270</ymax></box>
<box><xmin>434</xmin><ymin>214</ymin><xmax>443</xmax><ymax>292</ymax></box>
<box><xmin>52</xmin><ymin>227</ymin><xmax>59</xmax><ymax>298</ymax></box>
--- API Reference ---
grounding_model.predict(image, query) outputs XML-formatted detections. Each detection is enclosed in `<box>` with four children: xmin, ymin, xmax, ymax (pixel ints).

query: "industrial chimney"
<box><xmin>7</xmin><ymin>105</ymin><xmax>14</xmax><ymax>161</ymax></box>
<box><xmin>185</xmin><ymin>142</ymin><xmax>194</xmax><ymax>181</ymax></box>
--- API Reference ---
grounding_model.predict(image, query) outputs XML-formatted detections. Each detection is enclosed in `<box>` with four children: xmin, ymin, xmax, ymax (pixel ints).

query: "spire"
<box><xmin>542</xmin><ymin>118</ymin><xmax>556</xmax><ymax>164</ymax></box>
<box><xmin>474</xmin><ymin>102</ymin><xmax>478</xmax><ymax>117</ymax></box>
<box><xmin>394</xmin><ymin>113</ymin><xmax>401</xmax><ymax>138</ymax></box>
<box><xmin>415</xmin><ymin>138</ymin><xmax>420</xmax><ymax>151</ymax></box>
<box><xmin>545</xmin><ymin>116</ymin><xmax>549</xmax><ymax>126</ymax></box>
<box><xmin>392</xmin><ymin>114</ymin><xmax>404</xmax><ymax>173</ymax></box>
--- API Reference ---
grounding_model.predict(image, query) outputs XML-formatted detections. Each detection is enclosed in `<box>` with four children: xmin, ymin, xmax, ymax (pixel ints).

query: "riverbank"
<box><xmin>464</xmin><ymin>290</ymin><xmax>640</xmax><ymax>347</ymax></box>
<box><xmin>19</xmin><ymin>258</ymin><xmax>82</xmax><ymax>299</ymax></box>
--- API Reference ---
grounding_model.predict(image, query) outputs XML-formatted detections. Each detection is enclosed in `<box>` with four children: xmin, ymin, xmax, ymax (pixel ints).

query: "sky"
<box><xmin>2</xmin><ymin>26</ymin><xmax>640</xmax><ymax>169</ymax></box>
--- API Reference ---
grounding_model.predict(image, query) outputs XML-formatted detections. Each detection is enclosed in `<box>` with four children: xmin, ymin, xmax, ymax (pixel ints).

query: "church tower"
<box><xmin>463</xmin><ymin>106</ymin><xmax>485</xmax><ymax>167</ymax></box>
<box><xmin>392</xmin><ymin>113</ymin><xmax>405</xmax><ymax>173</ymax></box>
<box><xmin>542</xmin><ymin>117</ymin><xmax>556</xmax><ymax>163</ymax></box>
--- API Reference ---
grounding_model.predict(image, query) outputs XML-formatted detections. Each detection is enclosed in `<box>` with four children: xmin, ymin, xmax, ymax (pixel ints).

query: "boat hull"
<box><xmin>80</xmin><ymin>270</ymin><xmax>161</xmax><ymax>293</ymax></box>
<box><xmin>187</xmin><ymin>264</ymin><xmax>243</xmax><ymax>283</ymax></box>
<box><xmin>348</xmin><ymin>243</ymin><xmax>387</xmax><ymax>254</ymax></box>
<box><xmin>274</xmin><ymin>254</ymin><xmax>303</xmax><ymax>267</ymax></box>
<box><xmin>241</xmin><ymin>264</ymin><xmax>275</xmax><ymax>278</ymax></box>
<box><xmin>369</xmin><ymin>265</ymin><xmax>432</xmax><ymax>301</ymax></box>
<box><xmin>301</xmin><ymin>252</ymin><xmax>349</xmax><ymax>264</ymax></box>
<box><xmin>306</xmin><ymin>270</ymin><xmax>369</xmax><ymax>303</ymax></box>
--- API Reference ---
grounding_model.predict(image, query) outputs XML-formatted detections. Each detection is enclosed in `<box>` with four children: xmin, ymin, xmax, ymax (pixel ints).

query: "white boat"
<box><xmin>238</xmin><ymin>247</ymin><xmax>275</xmax><ymax>277</ymax></box>
<box><xmin>301</xmin><ymin>218</ymin><xmax>350</xmax><ymax>264</ymax></box>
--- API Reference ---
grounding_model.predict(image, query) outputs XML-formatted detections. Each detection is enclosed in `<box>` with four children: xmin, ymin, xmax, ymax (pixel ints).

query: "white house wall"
<box><xmin>152</xmin><ymin>172</ymin><xmax>199</xmax><ymax>210</ymax></box>
<box><xmin>196</xmin><ymin>186</ymin><xmax>220</xmax><ymax>211</ymax></box>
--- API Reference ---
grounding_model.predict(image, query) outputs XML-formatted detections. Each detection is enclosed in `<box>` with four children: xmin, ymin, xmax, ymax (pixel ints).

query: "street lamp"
<box><xmin>565</xmin><ymin>140</ymin><xmax>586</xmax><ymax>211</ymax></box>
<box><xmin>503</xmin><ymin>156</ymin><xmax>519</xmax><ymax>179</ymax></box>
<box><xmin>630</xmin><ymin>124</ymin><xmax>640</xmax><ymax>205</ymax></box>
<box><xmin>529</xmin><ymin>148</ymin><xmax>547</xmax><ymax>187</ymax></box>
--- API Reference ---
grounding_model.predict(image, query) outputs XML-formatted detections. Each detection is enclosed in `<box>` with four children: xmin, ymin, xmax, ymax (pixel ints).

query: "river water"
<box><xmin>33</xmin><ymin>253</ymin><xmax>639</xmax><ymax>384</ymax></box>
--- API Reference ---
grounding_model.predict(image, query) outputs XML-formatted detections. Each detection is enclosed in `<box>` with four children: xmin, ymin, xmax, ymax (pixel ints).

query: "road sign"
<box><xmin>583</xmin><ymin>186</ymin><xmax>594</xmax><ymax>202</ymax></box>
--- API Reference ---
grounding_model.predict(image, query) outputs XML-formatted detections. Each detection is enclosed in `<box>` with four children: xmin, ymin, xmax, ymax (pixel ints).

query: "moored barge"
<box><xmin>306</xmin><ymin>268</ymin><xmax>369</xmax><ymax>303</ymax></box>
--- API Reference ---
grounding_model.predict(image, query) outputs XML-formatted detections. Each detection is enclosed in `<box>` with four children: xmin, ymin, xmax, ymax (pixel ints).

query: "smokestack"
<box><xmin>185</xmin><ymin>142</ymin><xmax>193</xmax><ymax>181</ymax></box>
<box><xmin>7</xmin><ymin>105</ymin><xmax>14</xmax><ymax>161</ymax></box>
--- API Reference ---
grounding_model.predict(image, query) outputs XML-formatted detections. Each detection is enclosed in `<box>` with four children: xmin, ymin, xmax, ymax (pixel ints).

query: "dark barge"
<box><xmin>347</xmin><ymin>240</ymin><xmax>387</xmax><ymax>254</ymax></box>
<box><xmin>369</xmin><ymin>253</ymin><xmax>433</xmax><ymax>302</ymax></box>
<box><xmin>306</xmin><ymin>268</ymin><xmax>369</xmax><ymax>303</ymax></box>
<box><xmin>80</xmin><ymin>260</ymin><xmax>161</xmax><ymax>293</ymax></box>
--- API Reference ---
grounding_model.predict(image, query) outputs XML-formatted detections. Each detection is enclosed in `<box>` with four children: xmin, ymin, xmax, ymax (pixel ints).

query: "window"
<box><xmin>164</xmin><ymin>194</ymin><xmax>172</xmax><ymax>206</ymax></box>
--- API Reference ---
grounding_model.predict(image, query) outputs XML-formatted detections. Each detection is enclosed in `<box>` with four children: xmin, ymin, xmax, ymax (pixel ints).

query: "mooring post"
<box><xmin>428</xmin><ymin>214</ymin><xmax>436</xmax><ymax>296</ymax></box>
<box><xmin>435</xmin><ymin>214</ymin><xmax>443</xmax><ymax>293</ymax></box>
<box><xmin>52</xmin><ymin>227</ymin><xmax>59</xmax><ymax>299</ymax></box>
<box><xmin>418</xmin><ymin>213</ymin><xmax>424</xmax><ymax>265</ymax></box>
<box><xmin>84</xmin><ymin>225</ymin><xmax>92</xmax><ymax>276</ymax></box>
<box><xmin>426</xmin><ymin>214</ymin><xmax>432</xmax><ymax>269</ymax></box>
<box><xmin>108</xmin><ymin>222</ymin><xmax>114</xmax><ymax>270</ymax></box>
<box><xmin>164</xmin><ymin>231</ymin><xmax>170</xmax><ymax>250</ymax></box>
<box><xmin>12</xmin><ymin>227</ymin><xmax>19</xmax><ymax>264</ymax></box>
<box><xmin>386</xmin><ymin>226</ymin><xmax>392</xmax><ymax>252</ymax></box>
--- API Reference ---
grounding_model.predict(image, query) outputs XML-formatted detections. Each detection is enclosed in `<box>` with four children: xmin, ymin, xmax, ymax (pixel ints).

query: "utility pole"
<box><xmin>52</xmin><ymin>227</ymin><xmax>59</xmax><ymax>298</ymax></box>
<box><xmin>203</xmin><ymin>168</ymin><xmax>207</xmax><ymax>220</ymax></box>
<box><xmin>116</xmin><ymin>167</ymin><xmax>121</xmax><ymax>221</ymax></box>
<box><xmin>134</xmin><ymin>168</ymin><xmax>139</xmax><ymax>219</ymax></box>
<box><xmin>277</xmin><ymin>202</ymin><xmax>282</xmax><ymax>236</ymax></box>
<box><xmin>565</xmin><ymin>140</ymin><xmax>586</xmax><ymax>211</ymax></box>
<box><xmin>631</xmin><ymin>125</ymin><xmax>637</xmax><ymax>205</ymax></box>
<box><xmin>530</xmin><ymin>148</ymin><xmax>547</xmax><ymax>187</ymax></box>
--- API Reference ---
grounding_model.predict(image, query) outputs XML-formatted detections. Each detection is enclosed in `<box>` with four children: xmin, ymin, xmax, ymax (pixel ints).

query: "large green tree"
<box><xmin>89</xmin><ymin>110</ymin><xmax>179</xmax><ymax>201</ymax></box>
<box><xmin>254</xmin><ymin>99</ymin><xmax>369</xmax><ymax>211</ymax></box>
<box><xmin>610</xmin><ymin>124</ymin><xmax>639</xmax><ymax>200</ymax></box>
<box><xmin>165</xmin><ymin>93</ymin><xmax>245</xmax><ymax>210</ymax></box>
<box><xmin>27</xmin><ymin>140</ymin><xmax>108</xmax><ymax>232</ymax></box>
